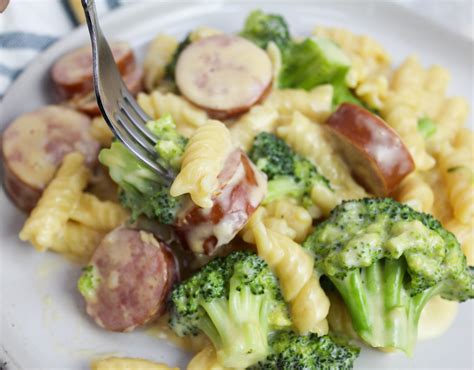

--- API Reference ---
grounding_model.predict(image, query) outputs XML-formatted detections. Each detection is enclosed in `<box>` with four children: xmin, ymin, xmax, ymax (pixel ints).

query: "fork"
<box><xmin>81</xmin><ymin>0</ymin><xmax>174</xmax><ymax>184</ymax></box>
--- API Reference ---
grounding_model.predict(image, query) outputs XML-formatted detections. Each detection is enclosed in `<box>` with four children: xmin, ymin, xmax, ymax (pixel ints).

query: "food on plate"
<box><xmin>1</xmin><ymin>105</ymin><xmax>100</xmax><ymax>211</ymax></box>
<box><xmin>5</xmin><ymin>8</ymin><xmax>473</xmax><ymax>370</ymax></box>
<box><xmin>175</xmin><ymin>34</ymin><xmax>273</xmax><ymax>119</ymax></box>
<box><xmin>91</xmin><ymin>357</ymin><xmax>178</xmax><ymax>370</ymax></box>
<box><xmin>303</xmin><ymin>198</ymin><xmax>473</xmax><ymax>355</ymax></box>
<box><xmin>326</xmin><ymin>103</ymin><xmax>415</xmax><ymax>196</ymax></box>
<box><xmin>51</xmin><ymin>41</ymin><xmax>143</xmax><ymax>115</ymax></box>
<box><xmin>78</xmin><ymin>227</ymin><xmax>177</xmax><ymax>332</ymax></box>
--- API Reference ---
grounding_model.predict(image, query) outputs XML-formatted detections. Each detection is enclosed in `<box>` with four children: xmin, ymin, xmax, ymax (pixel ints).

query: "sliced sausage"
<box><xmin>326</xmin><ymin>103</ymin><xmax>415</xmax><ymax>196</ymax></box>
<box><xmin>175</xmin><ymin>35</ymin><xmax>272</xmax><ymax>119</ymax></box>
<box><xmin>174</xmin><ymin>149</ymin><xmax>267</xmax><ymax>255</ymax></box>
<box><xmin>83</xmin><ymin>227</ymin><xmax>178</xmax><ymax>332</ymax></box>
<box><xmin>1</xmin><ymin>105</ymin><xmax>100</xmax><ymax>211</ymax></box>
<box><xmin>66</xmin><ymin>66</ymin><xmax>144</xmax><ymax>116</ymax></box>
<box><xmin>52</xmin><ymin>42</ymin><xmax>135</xmax><ymax>100</ymax></box>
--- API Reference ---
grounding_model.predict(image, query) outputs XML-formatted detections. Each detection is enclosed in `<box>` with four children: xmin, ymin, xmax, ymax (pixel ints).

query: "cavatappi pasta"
<box><xmin>246</xmin><ymin>208</ymin><xmax>330</xmax><ymax>335</ymax></box>
<box><xmin>170</xmin><ymin>121</ymin><xmax>234</xmax><ymax>208</ymax></box>
<box><xmin>91</xmin><ymin>357</ymin><xmax>178</xmax><ymax>370</ymax></box>
<box><xmin>143</xmin><ymin>34</ymin><xmax>178</xmax><ymax>92</ymax></box>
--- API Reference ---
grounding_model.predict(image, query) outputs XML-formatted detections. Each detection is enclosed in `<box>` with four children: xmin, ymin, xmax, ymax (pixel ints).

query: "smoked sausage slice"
<box><xmin>174</xmin><ymin>149</ymin><xmax>267</xmax><ymax>255</ymax></box>
<box><xmin>2</xmin><ymin>105</ymin><xmax>100</xmax><ymax>211</ymax></box>
<box><xmin>52</xmin><ymin>42</ymin><xmax>135</xmax><ymax>100</ymax></box>
<box><xmin>326</xmin><ymin>103</ymin><xmax>415</xmax><ymax>196</ymax></box>
<box><xmin>175</xmin><ymin>35</ymin><xmax>272</xmax><ymax>119</ymax></box>
<box><xmin>82</xmin><ymin>228</ymin><xmax>177</xmax><ymax>332</ymax></box>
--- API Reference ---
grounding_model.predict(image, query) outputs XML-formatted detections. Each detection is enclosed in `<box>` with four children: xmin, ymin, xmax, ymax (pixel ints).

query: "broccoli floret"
<box><xmin>303</xmin><ymin>198</ymin><xmax>473</xmax><ymax>355</ymax></box>
<box><xmin>417</xmin><ymin>116</ymin><xmax>437</xmax><ymax>139</ymax></box>
<box><xmin>250</xmin><ymin>331</ymin><xmax>360</xmax><ymax>370</ymax></box>
<box><xmin>77</xmin><ymin>265</ymin><xmax>100</xmax><ymax>300</ymax></box>
<box><xmin>279</xmin><ymin>37</ymin><xmax>351</xmax><ymax>90</ymax></box>
<box><xmin>240</xmin><ymin>10</ymin><xmax>291</xmax><ymax>50</ymax></box>
<box><xmin>99</xmin><ymin>115</ymin><xmax>186</xmax><ymax>224</ymax></box>
<box><xmin>249</xmin><ymin>132</ymin><xmax>331</xmax><ymax>206</ymax></box>
<box><xmin>169</xmin><ymin>251</ymin><xmax>290</xmax><ymax>368</ymax></box>
<box><xmin>165</xmin><ymin>33</ymin><xmax>191</xmax><ymax>82</ymax></box>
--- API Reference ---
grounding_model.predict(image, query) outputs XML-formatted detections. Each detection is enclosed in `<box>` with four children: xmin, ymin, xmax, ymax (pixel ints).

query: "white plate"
<box><xmin>1</xmin><ymin>2</ymin><xmax>473</xmax><ymax>369</ymax></box>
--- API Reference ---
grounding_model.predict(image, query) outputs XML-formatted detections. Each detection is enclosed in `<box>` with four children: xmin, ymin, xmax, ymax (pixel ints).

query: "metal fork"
<box><xmin>81</xmin><ymin>0</ymin><xmax>174</xmax><ymax>184</ymax></box>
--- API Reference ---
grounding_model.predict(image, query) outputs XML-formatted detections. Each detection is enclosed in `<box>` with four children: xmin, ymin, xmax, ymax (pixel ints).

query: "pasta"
<box><xmin>92</xmin><ymin>357</ymin><xmax>178</xmax><ymax>370</ymax></box>
<box><xmin>70</xmin><ymin>193</ymin><xmax>128</xmax><ymax>231</ymax></box>
<box><xmin>277</xmin><ymin>111</ymin><xmax>366</xmax><ymax>201</ymax></box>
<box><xmin>143</xmin><ymin>33</ymin><xmax>178</xmax><ymax>92</ymax></box>
<box><xmin>246</xmin><ymin>208</ymin><xmax>330</xmax><ymax>335</ymax></box>
<box><xmin>90</xmin><ymin>116</ymin><xmax>114</xmax><ymax>147</ymax></box>
<box><xmin>437</xmin><ymin>145</ymin><xmax>474</xmax><ymax>225</ymax></box>
<box><xmin>19</xmin><ymin>152</ymin><xmax>90</xmax><ymax>252</ymax></box>
<box><xmin>242</xmin><ymin>198</ymin><xmax>313</xmax><ymax>243</ymax></box>
<box><xmin>187</xmin><ymin>347</ymin><xmax>234</xmax><ymax>370</ymax></box>
<box><xmin>445</xmin><ymin>220</ymin><xmax>474</xmax><ymax>266</ymax></box>
<box><xmin>189</xmin><ymin>26</ymin><xmax>223</xmax><ymax>42</ymax></box>
<box><xmin>170</xmin><ymin>121</ymin><xmax>234</xmax><ymax>208</ymax></box>
<box><xmin>394</xmin><ymin>172</ymin><xmax>434</xmax><ymax>213</ymax></box>
<box><xmin>381</xmin><ymin>57</ymin><xmax>435</xmax><ymax>171</ymax></box>
<box><xmin>229</xmin><ymin>104</ymin><xmax>279</xmax><ymax>151</ymax></box>
<box><xmin>263</xmin><ymin>84</ymin><xmax>333</xmax><ymax>123</ymax></box>
<box><xmin>138</xmin><ymin>91</ymin><xmax>208</xmax><ymax>137</ymax></box>
<box><xmin>54</xmin><ymin>221</ymin><xmax>104</xmax><ymax>260</ymax></box>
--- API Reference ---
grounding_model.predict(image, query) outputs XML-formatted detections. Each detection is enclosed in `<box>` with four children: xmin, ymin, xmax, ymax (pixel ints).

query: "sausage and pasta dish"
<box><xmin>2</xmin><ymin>10</ymin><xmax>473</xmax><ymax>370</ymax></box>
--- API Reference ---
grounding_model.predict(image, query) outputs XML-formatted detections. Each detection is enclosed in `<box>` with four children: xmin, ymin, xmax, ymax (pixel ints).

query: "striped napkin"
<box><xmin>0</xmin><ymin>0</ymin><xmax>127</xmax><ymax>99</ymax></box>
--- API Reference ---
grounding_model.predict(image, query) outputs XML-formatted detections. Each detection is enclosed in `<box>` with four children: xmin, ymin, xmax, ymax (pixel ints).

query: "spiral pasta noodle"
<box><xmin>170</xmin><ymin>121</ymin><xmax>234</xmax><ymax>208</ymax></box>
<box><xmin>394</xmin><ymin>172</ymin><xmax>434</xmax><ymax>213</ymax></box>
<box><xmin>187</xmin><ymin>347</ymin><xmax>234</xmax><ymax>370</ymax></box>
<box><xmin>436</xmin><ymin>145</ymin><xmax>474</xmax><ymax>225</ymax></box>
<box><xmin>229</xmin><ymin>104</ymin><xmax>279</xmax><ymax>151</ymax></box>
<box><xmin>246</xmin><ymin>208</ymin><xmax>329</xmax><ymax>335</ymax></box>
<box><xmin>263</xmin><ymin>84</ymin><xmax>333</xmax><ymax>123</ymax></box>
<box><xmin>138</xmin><ymin>91</ymin><xmax>208</xmax><ymax>137</ymax></box>
<box><xmin>143</xmin><ymin>33</ymin><xmax>178</xmax><ymax>92</ymax></box>
<box><xmin>92</xmin><ymin>357</ymin><xmax>178</xmax><ymax>370</ymax></box>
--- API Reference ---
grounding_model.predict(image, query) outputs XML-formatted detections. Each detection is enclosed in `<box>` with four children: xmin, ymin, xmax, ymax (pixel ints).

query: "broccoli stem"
<box><xmin>200</xmin><ymin>290</ymin><xmax>270</xmax><ymax>368</ymax></box>
<box><xmin>329</xmin><ymin>259</ymin><xmax>442</xmax><ymax>355</ymax></box>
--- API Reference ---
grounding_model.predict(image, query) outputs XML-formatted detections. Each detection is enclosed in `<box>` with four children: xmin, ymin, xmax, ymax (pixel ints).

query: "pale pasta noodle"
<box><xmin>242</xmin><ymin>198</ymin><xmax>312</xmax><ymax>243</ymax></box>
<box><xmin>143</xmin><ymin>34</ymin><xmax>178</xmax><ymax>92</ymax></box>
<box><xmin>170</xmin><ymin>121</ymin><xmax>234</xmax><ymax>208</ymax></box>
<box><xmin>54</xmin><ymin>221</ymin><xmax>104</xmax><ymax>260</ymax></box>
<box><xmin>19</xmin><ymin>152</ymin><xmax>90</xmax><ymax>252</ymax></box>
<box><xmin>437</xmin><ymin>145</ymin><xmax>474</xmax><ymax>225</ymax></box>
<box><xmin>277</xmin><ymin>111</ymin><xmax>366</xmax><ymax>201</ymax></box>
<box><xmin>70</xmin><ymin>193</ymin><xmax>128</xmax><ymax>231</ymax></box>
<box><xmin>394</xmin><ymin>172</ymin><xmax>434</xmax><ymax>213</ymax></box>
<box><xmin>92</xmin><ymin>357</ymin><xmax>178</xmax><ymax>370</ymax></box>
<box><xmin>90</xmin><ymin>116</ymin><xmax>114</xmax><ymax>147</ymax></box>
<box><xmin>189</xmin><ymin>26</ymin><xmax>223</xmax><ymax>42</ymax></box>
<box><xmin>229</xmin><ymin>104</ymin><xmax>279</xmax><ymax>151</ymax></box>
<box><xmin>138</xmin><ymin>91</ymin><xmax>208</xmax><ymax>137</ymax></box>
<box><xmin>246</xmin><ymin>208</ymin><xmax>330</xmax><ymax>335</ymax></box>
<box><xmin>264</xmin><ymin>84</ymin><xmax>333</xmax><ymax>123</ymax></box>
<box><xmin>382</xmin><ymin>57</ymin><xmax>435</xmax><ymax>171</ymax></box>
<box><xmin>187</xmin><ymin>347</ymin><xmax>235</xmax><ymax>370</ymax></box>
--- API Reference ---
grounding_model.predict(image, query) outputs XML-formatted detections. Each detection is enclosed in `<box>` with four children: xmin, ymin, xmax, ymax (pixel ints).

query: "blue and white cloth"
<box><xmin>0</xmin><ymin>0</ymin><xmax>127</xmax><ymax>99</ymax></box>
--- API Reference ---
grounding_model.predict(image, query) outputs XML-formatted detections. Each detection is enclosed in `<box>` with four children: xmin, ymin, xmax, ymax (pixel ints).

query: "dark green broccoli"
<box><xmin>239</xmin><ymin>9</ymin><xmax>291</xmax><ymax>50</ymax></box>
<box><xmin>169</xmin><ymin>251</ymin><xmax>291</xmax><ymax>368</ymax></box>
<box><xmin>164</xmin><ymin>33</ymin><xmax>191</xmax><ymax>82</ymax></box>
<box><xmin>249</xmin><ymin>331</ymin><xmax>360</xmax><ymax>370</ymax></box>
<box><xmin>249</xmin><ymin>132</ymin><xmax>332</xmax><ymax>206</ymax></box>
<box><xmin>417</xmin><ymin>116</ymin><xmax>437</xmax><ymax>139</ymax></box>
<box><xmin>303</xmin><ymin>198</ymin><xmax>473</xmax><ymax>355</ymax></box>
<box><xmin>99</xmin><ymin>114</ymin><xmax>187</xmax><ymax>224</ymax></box>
